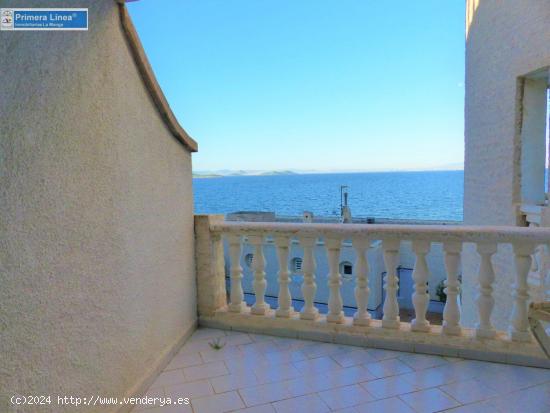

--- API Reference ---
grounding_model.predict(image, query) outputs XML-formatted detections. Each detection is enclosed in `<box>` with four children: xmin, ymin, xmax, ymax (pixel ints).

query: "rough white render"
<box><xmin>0</xmin><ymin>1</ymin><xmax>196</xmax><ymax>411</ymax></box>
<box><xmin>462</xmin><ymin>0</ymin><xmax>550</xmax><ymax>329</ymax></box>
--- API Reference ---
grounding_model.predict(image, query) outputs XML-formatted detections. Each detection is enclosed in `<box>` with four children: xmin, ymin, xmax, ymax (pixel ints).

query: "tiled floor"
<box><xmin>133</xmin><ymin>328</ymin><xmax>550</xmax><ymax>413</ymax></box>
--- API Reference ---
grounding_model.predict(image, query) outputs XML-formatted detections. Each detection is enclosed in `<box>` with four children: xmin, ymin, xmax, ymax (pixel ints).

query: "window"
<box><xmin>291</xmin><ymin>257</ymin><xmax>303</xmax><ymax>273</ymax></box>
<box><xmin>339</xmin><ymin>261</ymin><xmax>353</xmax><ymax>275</ymax></box>
<box><xmin>244</xmin><ymin>253</ymin><xmax>254</xmax><ymax>268</ymax></box>
<box><xmin>519</xmin><ymin>68</ymin><xmax>550</xmax><ymax>206</ymax></box>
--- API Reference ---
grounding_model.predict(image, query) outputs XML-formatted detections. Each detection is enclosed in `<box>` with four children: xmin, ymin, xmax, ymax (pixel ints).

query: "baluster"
<box><xmin>300</xmin><ymin>236</ymin><xmax>319</xmax><ymax>320</ymax></box>
<box><xmin>411</xmin><ymin>241</ymin><xmax>431</xmax><ymax>332</ymax></box>
<box><xmin>509</xmin><ymin>243</ymin><xmax>535</xmax><ymax>341</ymax></box>
<box><xmin>275</xmin><ymin>236</ymin><xmax>294</xmax><ymax>317</ymax></box>
<box><xmin>227</xmin><ymin>234</ymin><xmax>246</xmax><ymax>313</ymax></box>
<box><xmin>248</xmin><ymin>235</ymin><xmax>270</xmax><ymax>315</ymax></box>
<box><xmin>475</xmin><ymin>243</ymin><xmax>497</xmax><ymax>338</ymax></box>
<box><xmin>352</xmin><ymin>237</ymin><xmax>371</xmax><ymax>326</ymax></box>
<box><xmin>442</xmin><ymin>242</ymin><xmax>462</xmax><ymax>335</ymax></box>
<box><xmin>326</xmin><ymin>238</ymin><xmax>345</xmax><ymax>323</ymax></box>
<box><xmin>382</xmin><ymin>239</ymin><xmax>400</xmax><ymax>329</ymax></box>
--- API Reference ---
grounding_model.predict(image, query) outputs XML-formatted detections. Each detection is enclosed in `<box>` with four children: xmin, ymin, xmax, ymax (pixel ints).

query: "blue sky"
<box><xmin>128</xmin><ymin>1</ymin><xmax>465</xmax><ymax>172</ymax></box>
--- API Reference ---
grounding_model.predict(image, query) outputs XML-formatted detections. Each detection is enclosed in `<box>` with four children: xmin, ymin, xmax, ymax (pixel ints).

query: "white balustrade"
<box><xmin>326</xmin><ymin>238</ymin><xmax>345</xmax><ymax>323</ymax></box>
<box><xmin>475</xmin><ymin>243</ymin><xmax>497</xmax><ymax>338</ymax></box>
<box><xmin>382</xmin><ymin>239</ymin><xmax>400</xmax><ymax>329</ymax></box>
<box><xmin>275</xmin><ymin>236</ymin><xmax>294</xmax><ymax>317</ymax></box>
<box><xmin>510</xmin><ymin>243</ymin><xmax>535</xmax><ymax>341</ymax></box>
<box><xmin>442</xmin><ymin>241</ymin><xmax>462</xmax><ymax>335</ymax></box>
<box><xmin>300</xmin><ymin>236</ymin><xmax>319</xmax><ymax>320</ymax></box>
<box><xmin>227</xmin><ymin>234</ymin><xmax>247</xmax><ymax>313</ymax></box>
<box><xmin>411</xmin><ymin>240</ymin><xmax>431</xmax><ymax>332</ymax></box>
<box><xmin>352</xmin><ymin>237</ymin><xmax>371</xmax><ymax>326</ymax></box>
<box><xmin>206</xmin><ymin>220</ymin><xmax>550</xmax><ymax>360</ymax></box>
<box><xmin>248</xmin><ymin>235</ymin><xmax>270</xmax><ymax>315</ymax></box>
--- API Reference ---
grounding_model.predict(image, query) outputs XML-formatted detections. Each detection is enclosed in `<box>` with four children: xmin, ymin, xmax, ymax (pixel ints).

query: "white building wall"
<box><xmin>0</xmin><ymin>1</ymin><xmax>196</xmax><ymax>410</ymax></box>
<box><xmin>463</xmin><ymin>0</ymin><xmax>550</xmax><ymax>328</ymax></box>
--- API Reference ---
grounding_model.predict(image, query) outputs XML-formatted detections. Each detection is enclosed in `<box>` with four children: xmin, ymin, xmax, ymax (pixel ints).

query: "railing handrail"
<box><xmin>210</xmin><ymin>220</ymin><xmax>550</xmax><ymax>244</ymax></box>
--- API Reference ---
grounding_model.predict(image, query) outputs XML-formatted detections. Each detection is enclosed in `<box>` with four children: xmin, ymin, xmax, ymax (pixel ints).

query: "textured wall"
<box><xmin>0</xmin><ymin>1</ymin><xmax>196</xmax><ymax>411</ymax></box>
<box><xmin>462</xmin><ymin>0</ymin><xmax>550</xmax><ymax>328</ymax></box>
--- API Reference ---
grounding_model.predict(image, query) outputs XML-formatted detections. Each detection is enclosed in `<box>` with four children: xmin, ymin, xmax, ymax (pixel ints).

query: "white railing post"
<box><xmin>300</xmin><ymin>236</ymin><xmax>319</xmax><ymax>320</ymax></box>
<box><xmin>227</xmin><ymin>234</ymin><xmax>246</xmax><ymax>313</ymax></box>
<box><xmin>195</xmin><ymin>215</ymin><xmax>228</xmax><ymax>316</ymax></box>
<box><xmin>382</xmin><ymin>239</ymin><xmax>400</xmax><ymax>329</ymax></box>
<box><xmin>442</xmin><ymin>241</ymin><xmax>462</xmax><ymax>335</ymax></box>
<box><xmin>248</xmin><ymin>235</ymin><xmax>270</xmax><ymax>315</ymax></box>
<box><xmin>475</xmin><ymin>243</ymin><xmax>497</xmax><ymax>338</ymax></box>
<box><xmin>510</xmin><ymin>243</ymin><xmax>535</xmax><ymax>341</ymax></box>
<box><xmin>411</xmin><ymin>240</ymin><xmax>431</xmax><ymax>332</ymax></box>
<box><xmin>352</xmin><ymin>237</ymin><xmax>371</xmax><ymax>326</ymax></box>
<box><xmin>275</xmin><ymin>236</ymin><xmax>294</xmax><ymax>318</ymax></box>
<box><xmin>326</xmin><ymin>238</ymin><xmax>345</xmax><ymax>323</ymax></box>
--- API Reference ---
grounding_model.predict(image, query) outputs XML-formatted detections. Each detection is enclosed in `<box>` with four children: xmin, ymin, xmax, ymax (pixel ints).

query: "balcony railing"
<box><xmin>195</xmin><ymin>214</ymin><xmax>550</xmax><ymax>367</ymax></box>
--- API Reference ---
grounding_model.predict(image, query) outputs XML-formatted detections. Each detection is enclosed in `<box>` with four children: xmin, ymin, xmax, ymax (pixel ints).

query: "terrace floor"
<box><xmin>134</xmin><ymin>328</ymin><xmax>550</xmax><ymax>413</ymax></box>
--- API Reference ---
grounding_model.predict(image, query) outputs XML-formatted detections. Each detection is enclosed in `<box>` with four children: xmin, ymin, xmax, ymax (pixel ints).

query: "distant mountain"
<box><xmin>193</xmin><ymin>169</ymin><xmax>300</xmax><ymax>177</ymax></box>
<box><xmin>260</xmin><ymin>170</ymin><xmax>298</xmax><ymax>176</ymax></box>
<box><xmin>192</xmin><ymin>173</ymin><xmax>222</xmax><ymax>178</ymax></box>
<box><xmin>192</xmin><ymin>165</ymin><xmax>464</xmax><ymax>177</ymax></box>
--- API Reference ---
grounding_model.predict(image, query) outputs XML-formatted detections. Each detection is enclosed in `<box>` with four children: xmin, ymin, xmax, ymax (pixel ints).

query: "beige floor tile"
<box><xmin>361</xmin><ymin>375</ymin><xmax>419</xmax><ymax>399</ymax></box>
<box><xmin>440</xmin><ymin>378</ymin><xmax>499</xmax><ymax>404</ymax></box>
<box><xmin>225</xmin><ymin>354</ymin><xmax>269</xmax><ymax>375</ymax></box>
<box><xmin>272</xmin><ymin>394</ymin><xmax>330</xmax><ymax>413</ymax></box>
<box><xmin>239</xmin><ymin>382</ymin><xmax>292</xmax><ymax>407</ymax></box>
<box><xmin>400</xmin><ymin>366</ymin><xmax>459</xmax><ymax>389</ymax></box>
<box><xmin>355</xmin><ymin>396</ymin><xmax>416</xmax><ymax>413</ymax></box>
<box><xmin>318</xmin><ymin>384</ymin><xmax>374</xmax><ymax>410</ymax></box>
<box><xmin>271</xmin><ymin>337</ymin><xmax>309</xmax><ymax>350</ymax></box>
<box><xmin>234</xmin><ymin>404</ymin><xmax>277</xmax><ymax>413</ymax></box>
<box><xmin>137</xmin><ymin>404</ymin><xmax>193</xmax><ymax>413</ymax></box>
<box><xmin>398</xmin><ymin>353</ymin><xmax>449</xmax><ymax>370</ymax></box>
<box><xmin>399</xmin><ymin>388</ymin><xmax>460</xmax><ymax>413</ymax></box>
<box><xmin>181</xmin><ymin>339</ymin><xmax>219</xmax><ymax>353</ymax></box>
<box><xmin>183</xmin><ymin>361</ymin><xmax>228</xmax><ymax>381</ymax></box>
<box><xmin>442</xmin><ymin>401</ymin><xmax>500</xmax><ymax>413</ymax></box>
<box><xmin>191</xmin><ymin>391</ymin><xmax>245</xmax><ymax>413</ymax></box>
<box><xmin>488</xmin><ymin>383</ymin><xmax>550</xmax><ymax>413</ymax></box>
<box><xmin>164</xmin><ymin>351</ymin><xmax>203</xmax><ymax>370</ymax></box>
<box><xmin>149</xmin><ymin>369</ymin><xmax>186</xmax><ymax>389</ymax></box>
<box><xmin>240</xmin><ymin>341</ymin><xmax>282</xmax><ymax>356</ymax></box>
<box><xmin>364</xmin><ymin>358</ymin><xmax>413</xmax><ymax>378</ymax></box>
<box><xmin>328</xmin><ymin>365</ymin><xmax>376</xmax><ymax>385</ymax></box>
<box><xmin>364</xmin><ymin>348</ymin><xmax>404</xmax><ymax>361</ymax></box>
<box><xmin>293</xmin><ymin>356</ymin><xmax>342</xmax><ymax>374</ymax></box>
<box><xmin>302</xmin><ymin>343</ymin><xmax>353</xmax><ymax>359</ymax></box>
<box><xmin>200</xmin><ymin>346</ymin><xmax>244</xmax><ymax>363</ymax></box>
<box><xmin>331</xmin><ymin>349</ymin><xmax>378</xmax><ymax>368</ymax></box>
<box><xmin>164</xmin><ymin>379</ymin><xmax>214</xmax><ymax>400</ymax></box>
<box><xmin>263</xmin><ymin>349</ymin><xmax>308</xmax><ymax>365</ymax></box>
<box><xmin>253</xmin><ymin>362</ymin><xmax>302</xmax><ymax>384</ymax></box>
<box><xmin>210</xmin><ymin>372</ymin><xmax>259</xmax><ymax>393</ymax></box>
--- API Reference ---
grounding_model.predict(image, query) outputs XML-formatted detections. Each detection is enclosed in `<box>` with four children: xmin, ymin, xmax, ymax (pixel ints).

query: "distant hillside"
<box><xmin>260</xmin><ymin>170</ymin><xmax>298</xmax><ymax>176</ymax></box>
<box><xmin>193</xmin><ymin>169</ymin><xmax>300</xmax><ymax>177</ymax></box>
<box><xmin>192</xmin><ymin>173</ymin><xmax>222</xmax><ymax>178</ymax></box>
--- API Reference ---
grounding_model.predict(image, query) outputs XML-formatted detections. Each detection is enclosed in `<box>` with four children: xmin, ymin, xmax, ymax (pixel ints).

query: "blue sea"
<box><xmin>193</xmin><ymin>170</ymin><xmax>464</xmax><ymax>222</ymax></box>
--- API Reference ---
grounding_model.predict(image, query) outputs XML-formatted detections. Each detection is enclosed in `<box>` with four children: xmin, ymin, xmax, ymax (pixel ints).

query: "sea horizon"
<box><xmin>192</xmin><ymin>166</ymin><xmax>465</xmax><ymax>178</ymax></box>
<box><xmin>194</xmin><ymin>170</ymin><xmax>464</xmax><ymax>222</ymax></box>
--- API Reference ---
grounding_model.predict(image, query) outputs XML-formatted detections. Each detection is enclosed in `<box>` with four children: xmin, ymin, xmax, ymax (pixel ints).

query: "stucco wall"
<box><xmin>463</xmin><ymin>0</ymin><xmax>550</xmax><ymax>328</ymax></box>
<box><xmin>0</xmin><ymin>1</ymin><xmax>196</xmax><ymax>411</ymax></box>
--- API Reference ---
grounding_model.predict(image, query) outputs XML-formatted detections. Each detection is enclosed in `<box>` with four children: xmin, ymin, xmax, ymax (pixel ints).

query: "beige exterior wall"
<box><xmin>463</xmin><ymin>0</ymin><xmax>550</xmax><ymax>328</ymax></box>
<box><xmin>0</xmin><ymin>1</ymin><xmax>196</xmax><ymax>411</ymax></box>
